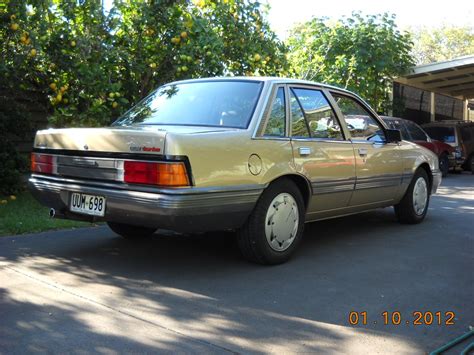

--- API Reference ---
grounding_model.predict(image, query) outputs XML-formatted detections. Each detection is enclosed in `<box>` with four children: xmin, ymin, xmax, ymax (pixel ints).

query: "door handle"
<box><xmin>299</xmin><ymin>147</ymin><xmax>311</xmax><ymax>156</ymax></box>
<box><xmin>358</xmin><ymin>148</ymin><xmax>368</xmax><ymax>156</ymax></box>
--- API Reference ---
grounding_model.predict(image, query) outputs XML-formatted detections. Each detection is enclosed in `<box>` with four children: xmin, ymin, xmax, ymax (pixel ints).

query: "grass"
<box><xmin>0</xmin><ymin>191</ymin><xmax>93</xmax><ymax>236</ymax></box>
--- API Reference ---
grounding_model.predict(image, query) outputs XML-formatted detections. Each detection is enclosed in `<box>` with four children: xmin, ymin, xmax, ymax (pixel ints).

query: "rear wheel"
<box><xmin>237</xmin><ymin>179</ymin><xmax>305</xmax><ymax>265</ymax></box>
<box><xmin>439</xmin><ymin>153</ymin><xmax>449</xmax><ymax>177</ymax></box>
<box><xmin>107</xmin><ymin>222</ymin><xmax>156</xmax><ymax>240</ymax></box>
<box><xmin>394</xmin><ymin>169</ymin><xmax>430</xmax><ymax>224</ymax></box>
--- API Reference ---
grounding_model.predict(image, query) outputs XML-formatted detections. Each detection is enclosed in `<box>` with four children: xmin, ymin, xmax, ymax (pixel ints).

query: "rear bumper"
<box><xmin>29</xmin><ymin>175</ymin><xmax>264</xmax><ymax>232</ymax></box>
<box><xmin>431</xmin><ymin>169</ymin><xmax>442</xmax><ymax>194</ymax></box>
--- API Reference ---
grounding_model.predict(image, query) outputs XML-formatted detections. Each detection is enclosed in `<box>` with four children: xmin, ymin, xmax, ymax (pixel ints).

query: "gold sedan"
<box><xmin>29</xmin><ymin>77</ymin><xmax>441</xmax><ymax>264</ymax></box>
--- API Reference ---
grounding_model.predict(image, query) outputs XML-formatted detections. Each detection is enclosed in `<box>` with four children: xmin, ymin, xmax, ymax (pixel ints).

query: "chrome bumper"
<box><xmin>29</xmin><ymin>175</ymin><xmax>264</xmax><ymax>232</ymax></box>
<box><xmin>431</xmin><ymin>169</ymin><xmax>442</xmax><ymax>194</ymax></box>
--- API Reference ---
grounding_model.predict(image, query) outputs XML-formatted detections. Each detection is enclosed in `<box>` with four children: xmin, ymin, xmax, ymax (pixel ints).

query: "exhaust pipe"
<box><xmin>47</xmin><ymin>208</ymin><xmax>93</xmax><ymax>223</ymax></box>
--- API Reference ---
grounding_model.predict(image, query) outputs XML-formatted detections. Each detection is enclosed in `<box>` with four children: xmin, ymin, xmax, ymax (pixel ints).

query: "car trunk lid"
<box><xmin>34</xmin><ymin>126</ymin><xmax>167</xmax><ymax>154</ymax></box>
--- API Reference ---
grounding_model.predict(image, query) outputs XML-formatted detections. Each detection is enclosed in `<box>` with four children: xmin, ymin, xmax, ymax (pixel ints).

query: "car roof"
<box><xmin>423</xmin><ymin>121</ymin><xmax>474</xmax><ymax>126</ymax></box>
<box><xmin>380</xmin><ymin>116</ymin><xmax>415</xmax><ymax>124</ymax></box>
<box><xmin>166</xmin><ymin>76</ymin><xmax>355</xmax><ymax>95</ymax></box>
<box><xmin>380</xmin><ymin>116</ymin><xmax>404</xmax><ymax>121</ymax></box>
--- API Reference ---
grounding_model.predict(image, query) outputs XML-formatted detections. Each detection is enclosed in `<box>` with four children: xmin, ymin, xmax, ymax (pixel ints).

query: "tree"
<box><xmin>0</xmin><ymin>0</ymin><xmax>288</xmax><ymax>193</ymax></box>
<box><xmin>410</xmin><ymin>25</ymin><xmax>474</xmax><ymax>65</ymax></box>
<box><xmin>286</xmin><ymin>12</ymin><xmax>415</xmax><ymax>114</ymax></box>
<box><xmin>1</xmin><ymin>0</ymin><xmax>289</xmax><ymax>127</ymax></box>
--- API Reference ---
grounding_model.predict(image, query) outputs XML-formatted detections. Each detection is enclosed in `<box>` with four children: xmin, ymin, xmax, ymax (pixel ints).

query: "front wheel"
<box><xmin>236</xmin><ymin>179</ymin><xmax>305</xmax><ymax>265</ymax></box>
<box><xmin>107</xmin><ymin>222</ymin><xmax>156</xmax><ymax>240</ymax></box>
<box><xmin>394</xmin><ymin>169</ymin><xmax>430</xmax><ymax>224</ymax></box>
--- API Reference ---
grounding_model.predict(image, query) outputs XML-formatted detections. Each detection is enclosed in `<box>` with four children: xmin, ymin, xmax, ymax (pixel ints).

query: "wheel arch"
<box><xmin>416</xmin><ymin>162</ymin><xmax>433</xmax><ymax>191</ymax></box>
<box><xmin>267</xmin><ymin>174</ymin><xmax>312</xmax><ymax>209</ymax></box>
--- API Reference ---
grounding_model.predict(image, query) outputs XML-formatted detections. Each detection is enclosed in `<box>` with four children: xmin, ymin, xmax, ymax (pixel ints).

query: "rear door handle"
<box><xmin>358</xmin><ymin>148</ymin><xmax>368</xmax><ymax>156</ymax></box>
<box><xmin>299</xmin><ymin>147</ymin><xmax>311</xmax><ymax>156</ymax></box>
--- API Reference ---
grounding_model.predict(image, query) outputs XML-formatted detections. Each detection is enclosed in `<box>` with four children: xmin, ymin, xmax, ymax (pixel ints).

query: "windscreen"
<box><xmin>113</xmin><ymin>81</ymin><xmax>263</xmax><ymax>128</ymax></box>
<box><xmin>424</xmin><ymin>126</ymin><xmax>455</xmax><ymax>143</ymax></box>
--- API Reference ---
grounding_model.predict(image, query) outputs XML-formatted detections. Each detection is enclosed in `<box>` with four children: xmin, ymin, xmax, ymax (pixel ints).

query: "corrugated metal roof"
<box><xmin>395</xmin><ymin>56</ymin><xmax>474</xmax><ymax>99</ymax></box>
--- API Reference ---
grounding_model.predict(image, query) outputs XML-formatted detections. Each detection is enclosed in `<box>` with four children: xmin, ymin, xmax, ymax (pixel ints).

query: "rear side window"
<box><xmin>424</xmin><ymin>126</ymin><xmax>456</xmax><ymax>143</ymax></box>
<box><xmin>405</xmin><ymin>121</ymin><xmax>428</xmax><ymax>141</ymax></box>
<box><xmin>263</xmin><ymin>87</ymin><xmax>286</xmax><ymax>137</ymax></box>
<box><xmin>291</xmin><ymin>88</ymin><xmax>343</xmax><ymax>140</ymax></box>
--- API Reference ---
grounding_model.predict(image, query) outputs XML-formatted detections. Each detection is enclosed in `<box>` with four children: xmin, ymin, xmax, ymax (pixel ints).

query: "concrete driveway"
<box><xmin>1</xmin><ymin>174</ymin><xmax>473</xmax><ymax>354</ymax></box>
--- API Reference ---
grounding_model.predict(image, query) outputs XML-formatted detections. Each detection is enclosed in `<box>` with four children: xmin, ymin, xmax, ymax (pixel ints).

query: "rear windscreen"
<box><xmin>424</xmin><ymin>126</ymin><xmax>455</xmax><ymax>143</ymax></box>
<box><xmin>113</xmin><ymin>80</ymin><xmax>263</xmax><ymax>129</ymax></box>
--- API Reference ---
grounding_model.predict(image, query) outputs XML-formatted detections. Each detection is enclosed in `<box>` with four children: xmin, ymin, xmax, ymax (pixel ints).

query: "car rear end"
<box><xmin>28</xmin><ymin>79</ymin><xmax>266</xmax><ymax>233</ymax></box>
<box><xmin>422</xmin><ymin>123</ymin><xmax>464</xmax><ymax>171</ymax></box>
<box><xmin>29</xmin><ymin>126</ymin><xmax>195</xmax><ymax>227</ymax></box>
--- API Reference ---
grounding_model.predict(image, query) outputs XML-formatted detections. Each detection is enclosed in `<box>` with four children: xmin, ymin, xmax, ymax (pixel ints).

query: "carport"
<box><xmin>393</xmin><ymin>55</ymin><xmax>474</xmax><ymax>124</ymax></box>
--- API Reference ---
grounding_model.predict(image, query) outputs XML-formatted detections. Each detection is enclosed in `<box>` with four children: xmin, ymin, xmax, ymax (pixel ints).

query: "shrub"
<box><xmin>1</xmin><ymin>0</ymin><xmax>289</xmax><ymax>128</ymax></box>
<box><xmin>0</xmin><ymin>94</ymin><xmax>30</xmax><ymax>195</ymax></box>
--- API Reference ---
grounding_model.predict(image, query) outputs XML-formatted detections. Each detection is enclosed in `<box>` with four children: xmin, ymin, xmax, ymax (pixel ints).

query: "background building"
<box><xmin>393</xmin><ymin>55</ymin><xmax>474</xmax><ymax>123</ymax></box>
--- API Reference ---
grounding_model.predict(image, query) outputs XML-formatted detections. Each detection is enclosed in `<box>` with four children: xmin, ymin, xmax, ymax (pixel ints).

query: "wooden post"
<box><xmin>463</xmin><ymin>99</ymin><xmax>469</xmax><ymax>121</ymax></box>
<box><xmin>430</xmin><ymin>92</ymin><xmax>436</xmax><ymax>122</ymax></box>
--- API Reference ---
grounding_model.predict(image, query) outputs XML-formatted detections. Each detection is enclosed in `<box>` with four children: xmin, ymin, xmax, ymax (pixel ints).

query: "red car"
<box><xmin>382</xmin><ymin>117</ymin><xmax>455</xmax><ymax>177</ymax></box>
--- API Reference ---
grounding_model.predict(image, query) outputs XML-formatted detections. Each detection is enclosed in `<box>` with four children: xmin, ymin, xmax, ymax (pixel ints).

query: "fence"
<box><xmin>393</xmin><ymin>82</ymin><xmax>465</xmax><ymax>123</ymax></box>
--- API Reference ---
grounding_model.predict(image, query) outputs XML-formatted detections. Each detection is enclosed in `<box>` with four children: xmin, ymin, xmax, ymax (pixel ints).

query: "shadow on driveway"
<box><xmin>0</xmin><ymin>174</ymin><xmax>472</xmax><ymax>353</ymax></box>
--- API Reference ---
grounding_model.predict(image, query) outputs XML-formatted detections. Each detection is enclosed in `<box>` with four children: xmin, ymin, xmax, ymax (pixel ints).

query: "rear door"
<box><xmin>330</xmin><ymin>92</ymin><xmax>403</xmax><ymax>207</ymax></box>
<box><xmin>288</xmin><ymin>86</ymin><xmax>356</xmax><ymax>218</ymax></box>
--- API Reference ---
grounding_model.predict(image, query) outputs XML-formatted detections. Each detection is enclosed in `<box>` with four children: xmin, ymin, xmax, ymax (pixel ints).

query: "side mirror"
<box><xmin>385</xmin><ymin>129</ymin><xmax>402</xmax><ymax>143</ymax></box>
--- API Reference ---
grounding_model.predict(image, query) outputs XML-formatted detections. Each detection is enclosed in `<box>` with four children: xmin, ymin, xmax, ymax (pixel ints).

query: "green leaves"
<box><xmin>287</xmin><ymin>12</ymin><xmax>415</xmax><ymax>114</ymax></box>
<box><xmin>1</xmin><ymin>0</ymin><xmax>288</xmax><ymax>127</ymax></box>
<box><xmin>411</xmin><ymin>25</ymin><xmax>474</xmax><ymax>65</ymax></box>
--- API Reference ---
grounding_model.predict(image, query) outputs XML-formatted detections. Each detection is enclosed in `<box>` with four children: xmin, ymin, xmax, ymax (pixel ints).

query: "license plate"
<box><xmin>70</xmin><ymin>193</ymin><xmax>106</xmax><ymax>217</ymax></box>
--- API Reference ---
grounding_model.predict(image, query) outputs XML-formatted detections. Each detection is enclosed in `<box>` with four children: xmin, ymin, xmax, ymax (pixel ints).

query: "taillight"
<box><xmin>124</xmin><ymin>161</ymin><xmax>190</xmax><ymax>187</ymax></box>
<box><xmin>31</xmin><ymin>153</ymin><xmax>55</xmax><ymax>174</ymax></box>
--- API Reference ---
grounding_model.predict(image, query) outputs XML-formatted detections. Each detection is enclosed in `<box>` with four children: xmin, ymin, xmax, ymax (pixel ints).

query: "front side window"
<box><xmin>405</xmin><ymin>121</ymin><xmax>428</xmax><ymax>141</ymax></box>
<box><xmin>332</xmin><ymin>93</ymin><xmax>385</xmax><ymax>142</ymax></box>
<box><xmin>291</xmin><ymin>88</ymin><xmax>343</xmax><ymax>140</ymax></box>
<box><xmin>263</xmin><ymin>87</ymin><xmax>286</xmax><ymax>137</ymax></box>
<box><xmin>113</xmin><ymin>81</ymin><xmax>262</xmax><ymax>129</ymax></box>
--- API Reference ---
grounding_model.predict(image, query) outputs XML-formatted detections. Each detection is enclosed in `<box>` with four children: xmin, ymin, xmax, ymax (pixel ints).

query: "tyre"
<box><xmin>439</xmin><ymin>153</ymin><xmax>449</xmax><ymax>177</ymax></box>
<box><xmin>107</xmin><ymin>222</ymin><xmax>156</xmax><ymax>240</ymax></box>
<box><xmin>236</xmin><ymin>178</ymin><xmax>305</xmax><ymax>265</ymax></box>
<box><xmin>394</xmin><ymin>169</ymin><xmax>430</xmax><ymax>224</ymax></box>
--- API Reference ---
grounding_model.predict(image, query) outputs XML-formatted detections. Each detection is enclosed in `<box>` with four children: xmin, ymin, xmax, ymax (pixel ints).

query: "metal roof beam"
<box><xmin>403</xmin><ymin>66</ymin><xmax>474</xmax><ymax>84</ymax></box>
<box><xmin>448</xmin><ymin>88</ymin><xmax>474</xmax><ymax>98</ymax></box>
<box><xmin>445</xmin><ymin>82</ymin><xmax>474</xmax><ymax>92</ymax></box>
<box><xmin>422</xmin><ymin>75</ymin><xmax>474</xmax><ymax>89</ymax></box>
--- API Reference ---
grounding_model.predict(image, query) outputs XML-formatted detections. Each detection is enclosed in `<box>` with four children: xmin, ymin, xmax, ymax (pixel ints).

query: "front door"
<box><xmin>288</xmin><ymin>86</ymin><xmax>356</xmax><ymax>219</ymax></box>
<box><xmin>330</xmin><ymin>93</ymin><xmax>403</xmax><ymax>207</ymax></box>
